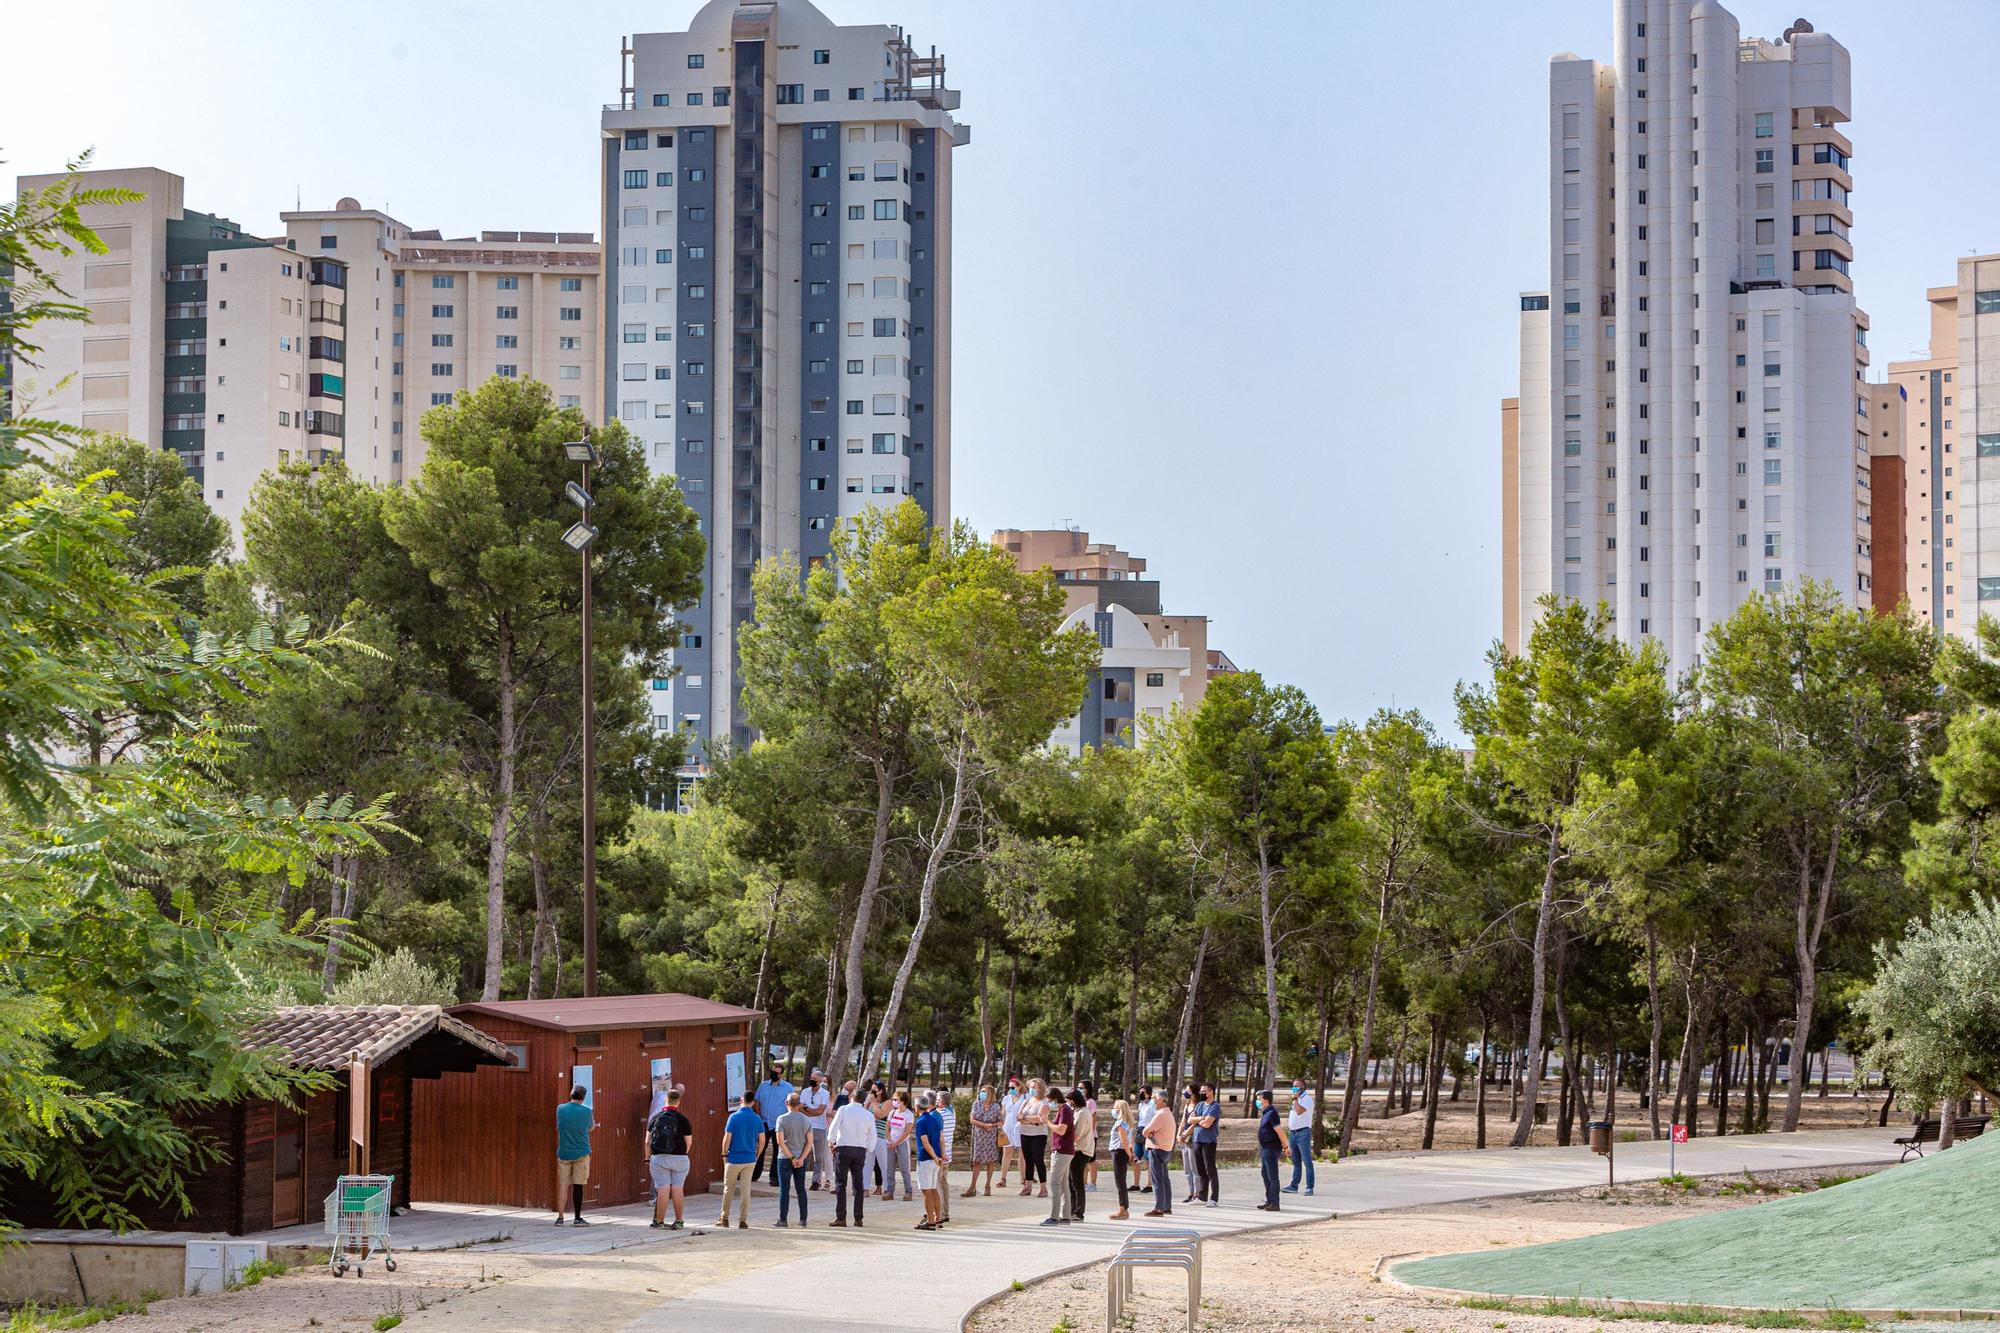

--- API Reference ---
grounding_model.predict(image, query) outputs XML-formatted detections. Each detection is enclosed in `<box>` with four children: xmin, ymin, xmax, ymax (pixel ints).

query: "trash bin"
<box><xmin>1588</xmin><ymin>1120</ymin><xmax>1614</xmax><ymax>1155</ymax></box>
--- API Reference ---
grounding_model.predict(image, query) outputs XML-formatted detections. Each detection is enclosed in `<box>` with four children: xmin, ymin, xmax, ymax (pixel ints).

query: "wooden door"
<box><xmin>272</xmin><ymin>1102</ymin><xmax>306</xmax><ymax>1227</ymax></box>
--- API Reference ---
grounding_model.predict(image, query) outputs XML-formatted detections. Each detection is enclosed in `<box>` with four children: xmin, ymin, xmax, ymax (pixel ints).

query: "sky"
<box><xmin>8</xmin><ymin>0</ymin><xmax>2000</xmax><ymax>736</ymax></box>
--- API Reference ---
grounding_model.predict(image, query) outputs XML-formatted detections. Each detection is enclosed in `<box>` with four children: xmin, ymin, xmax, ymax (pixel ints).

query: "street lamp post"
<box><xmin>561</xmin><ymin>434</ymin><xmax>601</xmax><ymax>997</ymax></box>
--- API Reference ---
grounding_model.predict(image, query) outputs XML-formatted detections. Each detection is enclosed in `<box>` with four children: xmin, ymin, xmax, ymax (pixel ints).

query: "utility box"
<box><xmin>184</xmin><ymin>1239</ymin><xmax>267</xmax><ymax>1295</ymax></box>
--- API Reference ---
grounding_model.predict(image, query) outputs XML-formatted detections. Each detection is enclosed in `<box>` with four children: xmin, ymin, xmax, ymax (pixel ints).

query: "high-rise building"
<box><xmin>992</xmin><ymin>527</ymin><xmax>1233</xmax><ymax>751</ymax></box>
<box><xmin>10</xmin><ymin>168</ymin><xmax>350</xmax><ymax>535</ymax></box>
<box><xmin>1506</xmin><ymin>2</ymin><xmax>1872</xmax><ymax>678</ymax></box>
<box><xmin>8</xmin><ymin>169</ymin><xmax>603</xmax><ymax>539</ymax></box>
<box><xmin>1864</xmin><ymin>380</ymin><xmax>1907</xmax><ymax>616</ymax></box>
<box><xmin>1887</xmin><ymin>258</ymin><xmax>2000</xmax><ymax>637</ymax></box>
<box><xmin>1886</xmin><ymin>281</ymin><xmax>1977</xmax><ymax>633</ymax></box>
<box><xmin>602</xmin><ymin>0</ymin><xmax>968</xmax><ymax>760</ymax></box>
<box><xmin>277</xmin><ymin>202</ymin><xmax>603</xmax><ymax>489</ymax></box>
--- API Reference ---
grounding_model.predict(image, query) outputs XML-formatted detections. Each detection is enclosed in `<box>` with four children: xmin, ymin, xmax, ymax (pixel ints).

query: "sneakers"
<box><xmin>737</xmin><ymin>1220</ymin><xmax>748</xmax><ymax>1230</ymax></box>
<box><xmin>1039</xmin><ymin>1217</ymin><xmax>1064</xmax><ymax>1227</ymax></box>
<box><xmin>649</xmin><ymin>1219</ymin><xmax>667</xmax><ymax>1229</ymax></box>
<box><xmin>1204</xmin><ymin>1200</ymin><xmax>1219</xmax><ymax>1209</ymax></box>
<box><xmin>1305</xmin><ymin>1189</ymin><xmax>1315</xmax><ymax>1196</ymax></box>
<box><xmin>669</xmin><ymin>1220</ymin><xmax>683</xmax><ymax>1230</ymax></box>
<box><xmin>1281</xmin><ymin>1185</ymin><xmax>1299</xmax><ymax>1194</ymax></box>
<box><xmin>571</xmin><ymin>1217</ymin><xmax>592</xmax><ymax>1226</ymax></box>
<box><xmin>553</xmin><ymin>1217</ymin><xmax>567</xmax><ymax>1227</ymax></box>
<box><xmin>1142</xmin><ymin>1209</ymin><xmax>1165</xmax><ymax>1218</ymax></box>
<box><xmin>773</xmin><ymin>1220</ymin><xmax>788</xmax><ymax>1228</ymax></box>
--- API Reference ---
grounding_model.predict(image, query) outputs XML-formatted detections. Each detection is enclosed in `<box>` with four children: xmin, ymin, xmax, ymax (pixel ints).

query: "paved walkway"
<box><xmin>389</xmin><ymin>1125</ymin><xmax>1903</xmax><ymax>1332</ymax></box>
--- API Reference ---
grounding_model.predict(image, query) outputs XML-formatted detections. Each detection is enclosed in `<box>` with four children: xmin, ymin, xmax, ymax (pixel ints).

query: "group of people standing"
<box><xmin>553</xmin><ymin>1063</ymin><xmax>1323</xmax><ymax>1234</ymax></box>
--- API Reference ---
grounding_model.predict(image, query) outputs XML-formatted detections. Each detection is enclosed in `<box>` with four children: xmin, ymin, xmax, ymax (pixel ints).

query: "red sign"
<box><xmin>1671</xmin><ymin>1123</ymin><xmax>1689</xmax><ymax>1144</ymax></box>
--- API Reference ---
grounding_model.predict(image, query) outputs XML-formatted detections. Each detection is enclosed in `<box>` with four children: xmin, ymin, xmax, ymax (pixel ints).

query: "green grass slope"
<box><xmin>1396</xmin><ymin>1131</ymin><xmax>2000</xmax><ymax>1313</ymax></box>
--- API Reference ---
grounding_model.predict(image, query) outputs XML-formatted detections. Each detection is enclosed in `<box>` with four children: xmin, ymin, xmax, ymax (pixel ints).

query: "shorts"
<box><xmin>916</xmin><ymin>1159</ymin><xmax>941</xmax><ymax>1191</ymax></box>
<box><xmin>556</xmin><ymin>1154</ymin><xmax>591</xmax><ymax>1188</ymax></box>
<box><xmin>649</xmin><ymin>1153</ymin><xmax>690</xmax><ymax>1189</ymax></box>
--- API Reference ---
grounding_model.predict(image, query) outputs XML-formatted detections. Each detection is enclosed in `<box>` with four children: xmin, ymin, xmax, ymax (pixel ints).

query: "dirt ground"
<box><xmin>969</xmin><ymin>1165</ymin><xmax>1886</xmax><ymax>1333</ymax></box>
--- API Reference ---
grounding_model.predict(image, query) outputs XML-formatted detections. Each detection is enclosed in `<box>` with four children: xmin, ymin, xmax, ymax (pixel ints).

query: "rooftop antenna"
<box><xmin>296</xmin><ymin>185</ymin><xmax>301</xmax><ymax>210</ymax></box>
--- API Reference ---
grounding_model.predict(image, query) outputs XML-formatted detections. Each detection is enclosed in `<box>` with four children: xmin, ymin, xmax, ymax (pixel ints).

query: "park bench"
<box><xmin>1894</xmin><ymin>1114</ymin><xmax>1990</xmax><ymax>1161</ymax></box>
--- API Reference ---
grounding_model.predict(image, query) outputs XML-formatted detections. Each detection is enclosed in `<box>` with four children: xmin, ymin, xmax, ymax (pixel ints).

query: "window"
<box><xmin>1754</xmin><ymin>111</ymin><xmax>1774</xmax><ymax>138</ymax></box>
<box><xmin>1975</xmin><ymin>291</ymin><xmax>2000</xmax><ymax>315</ymax></box>
<box><xmin>621</xmin><ymin>400</ymin><xmax>645</xmax><ymax>420</ymax></box>
<box><xmin>655</xmin><ymin>366</ymin><xmax>673</xmax><ymax>380</ymax></box>
<box><xmin>560</xmin><ymin>336</ymin><xmax>583</xmax><ymax>350</ymax></box>
<box><xmin>685</xmin><ymin>360</ymin><xmax>706</xmax><ymax>375</ymax></box>
<box><xmin>623</xmin><ymin>363</ymin><xmax>647</xmax><ymax>381</ymax></box>
<box><xmin>559</xmin><ymin>366</ymin><xmax>581</xmax><ymax>380</ymax></box>
<box><xmin>687</xmin><ymin>53</ymin><xmax>704</xmax><ymax>68</ymax></box>
<box><xmin>808</xmin><ymin>281</ymin><xmax>829</xmax><ymax>296</ymax></box>
<box><xmin>871</xmin><ymin>394</ymin><xmax>896</xmax><ymax>415</ymax></box>
<box><xmin>687</xmin><ymin>284</ymin><xmax>707</xmax><ymax>299</ymax></box>
<box><xmin>871</xmin><ymin>432</ymin><xmax>896</xmax><ymax>453</ymax></box>
<box><xmin>1976</xmin><ymin>434</ymin><xmax>2000</xmax><ymax>458</ymax></box>
<box><xmin>872</xmin><ymin>317</ymin><xmax>897</xmax><ymax>337</ymax></box>
<box><xmin>624</xmin><ymin>169</ymin><xmax>649</xmax><ymax>189</ymax></box>
<box><xmin>656</xmin><ymin>171</ymin><xmax>674</xmax><ymax>187</ymax></box>
<box><xmin>624</xmin><ymin>323</ymin><xmax>646</xmax><ymax>343</ymax></box>
<box><xmin>1765</xmin><ymin>459</ymin><xmax>1783</xmax><ymax>485</ymax></box>
<box><xmin>873</xmin><ymin>199</ymin><xmax>900</xmax><ymax>221</ymax></box>
<box><xmin>776</xmin><ymin>83</ymin><xmax>803</xmax><ymax>103</ymax></box>
<box><xmin>848</xmin><ymin>205</ymin><xmax>865</xmax><ymax>220</ymax></box>
<box><xmin>814</xmin><ymin>88</ymin><xmax>830</xmax><ymax>101</ymax></box>
<box><xmin>849</xmin><ymin>87</ymin><xmax>864</xmax><ymax>100</ymax></box>
<box><xmin>430</xmin><ymin>392</ymin><xmax>451</xmax><ymax>405</ymax></box>
<box><xmin>430</xmin><ymin>362</ymin><xmax>454</xmax><ymax>376</ymax></box>
<box><xmin>496</xmin><ymin>305</ymin><xmax>518</xmax><ymax>319</ymax></box>
<box><xmin>561</xmin><ymin>278</ymin><xmax>582</xmax><ymax>292</ymax></box>
<box><xmin>496</xmin><ymin>364</ymin><xmax>518</xmax><ymax>378</ymax></box>
<box><xmin>814</xmin><ymin>48</ymin><xmax>830</xmax><ymax>63</ymax></box>
<box><xmin>1145</xmin><ymin>672</ymin><xmax>1165</xmax><ymax>689</ymax></box>
<box><xmin>431</xmin><ymin>304</ymin><xmax>454</xmax><ymax>317</ymax></box>
<box><xmin>871</xmin><ymin>475</ymin><xmax>897</xmax><ymax>493</ymax></box>
<box><xmin>845</xmin><ymin>400</ymin><xmax>863</xmax><ymax>415</ymax></box>
<box><xmin>686</xmin><ymin>92</ymin><xmax>702</xmax><ymax>105</ymax></box>
<box><xmin>652</xmin><ymin>93</ymin><xmax>670</xmax><ymax>107</ymax></box>
<box><xmin>808</xmin><ymin>437</ymin><xmax>828</xmax><ymax>452</ymax></box>
<box><xmin>847</xmin><ymin>358</ymin><xmax>865</xmax><ymax>373</ymax></box>
<box><xmin>622</xmin><ymin>245</ymin><xmax>646</xmax><ymax>266</ymax></box>
<box><xmin>430</xmin><ymin>275</ymin><xmax>455</xmax><ymax>289</ymax></box>
<box><xmin>687</xmin><ymin>244</ymin><xmax>706</xmax><ymax>259</ymax></box>
<box><xmin>431</xmin><ymin>333</ymin><xmax>454</xmax><ymax>347</ymax></box>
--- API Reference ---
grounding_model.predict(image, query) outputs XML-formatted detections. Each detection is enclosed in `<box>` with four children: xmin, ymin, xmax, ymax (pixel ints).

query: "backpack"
<box><xmin>649</xmin><ymin>1108</ymin><xmax>684</xmax><ymax>1155</ymax></box>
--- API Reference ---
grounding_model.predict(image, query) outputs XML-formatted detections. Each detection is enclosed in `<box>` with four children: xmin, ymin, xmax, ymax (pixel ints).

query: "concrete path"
<box><xmin>510</xmin><ymin>1125</ymin><xmax>1898</xmax><ymax>1332</ymax></box>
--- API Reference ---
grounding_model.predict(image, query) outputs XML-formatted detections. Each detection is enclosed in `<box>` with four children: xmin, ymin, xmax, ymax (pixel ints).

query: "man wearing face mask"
<box><xmin>800</xmin><ymin>1069</ymin><xmax>831</xmax><ymax>1190</ymax></box>
<box><xmin>1282</xmin><ymin>1077</ymin><xmax>1316</xmax><ymax>1196</ymax></box>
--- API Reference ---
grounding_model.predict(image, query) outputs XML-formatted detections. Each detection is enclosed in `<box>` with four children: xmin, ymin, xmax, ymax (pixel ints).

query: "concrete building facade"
<box><xmin>1507</xmin><ymin>1</ymin><xmax>1873</xmax><ymax>679</ymax></box>
<box><xmin>601</xmin><ymin>0</ymin><xmax>967</xmax><ymax>759</ymax></box>
<box><xmin>993</xmin><ymin>527</ymin><xmax>1233</xmax><ymax>748</ymax></box>
<box><xmin>9</xmin><ymin>170</ymin><xmax>603</xmax><ymax>540</ymax></box>
<box><xmin>1885</xmin><ymin>280</ymin><xmax>1983</xmax><ymax>634</ymax></box>
<box><xmin>11</xmin><ymin>168</ymin><xmax>349</xmax><ymax>536</ymax></box>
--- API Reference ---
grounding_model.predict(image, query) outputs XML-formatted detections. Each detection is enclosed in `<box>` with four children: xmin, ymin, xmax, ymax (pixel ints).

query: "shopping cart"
<box><xmin>324</xmin><ymin>1174</ymin><xmax>398</xmax><ymax>1276</ymax></box>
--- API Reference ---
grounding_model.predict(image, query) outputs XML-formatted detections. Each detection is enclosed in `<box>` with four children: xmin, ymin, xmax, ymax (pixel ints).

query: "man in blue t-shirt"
<box><xmin>716</xmin><ymin>1090</ymin><xmax>766</xmax><ymax>1229</ymax></box>
<box><xmin>912</xmin><ymin>1093</ymin><xmax>945</xmax><ymax>1231</ymax></box>
<box><xmin>554</xmin><ymin>1085</ymin><xmax>595</xmax><ymax>1226</ymax></box>
<box><xmin>753</xmin><ymin>1063</ymin><xmax>795</xmax><ymax>1183</ymax></box>
<box><xmin>1191</xmin><ymin>1084</ymin><xmax>1221</xmax><ymax>1206</ymax></box>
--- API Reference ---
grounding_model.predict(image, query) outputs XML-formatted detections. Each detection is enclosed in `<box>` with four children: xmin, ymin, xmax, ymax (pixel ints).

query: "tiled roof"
<box><xmin>451</xmin><ymin>993</ymin><xmax>763</xmax><ymax>1032</ymax></box>
<box><xmin>245</xmin><ymin>1005</ymin><xmax>515</xmax><ymax>1070</ymax></box>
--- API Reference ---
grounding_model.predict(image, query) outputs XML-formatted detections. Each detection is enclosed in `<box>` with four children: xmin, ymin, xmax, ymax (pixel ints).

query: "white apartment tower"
<box><xmin>601</xmin><ymin>0</ymin><xmax>966</xmax><ymax>762</ymax></box>
<box><xmin>1511</xmin><ymin>1</ymin><xmax>1871</xmax><ymax>677</ymax></box>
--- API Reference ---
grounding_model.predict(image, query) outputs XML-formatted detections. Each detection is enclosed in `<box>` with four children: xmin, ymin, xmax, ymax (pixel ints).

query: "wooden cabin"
<box><xmin>412</xmin><ymin>994</ymin><xmax>761</xmax><ymax>1209</ymax></box>
<box><xmin>7</xmin><ymin>1006</ymin><xmax>513</xmax><ymax>1236</ymax></box>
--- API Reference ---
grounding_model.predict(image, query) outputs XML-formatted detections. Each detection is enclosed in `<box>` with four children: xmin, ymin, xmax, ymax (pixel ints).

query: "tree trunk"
<box><xmin>1714</xmin><ymin>1030</ymin><xmax>1732</xmax><ymax>1137</ymax></box>
<box><xmin>1553</xmin><ymin>952</ymin><xmax>1576</xmax><ymax>1146</ymax></box>
<box><xmin>1511</xmin><ymin>826</ymin><xmax>1562</xmax><ymax>1146</ymax></box>
<box><xmin>825</xmin><ymin>757</ymin><xmax>898</xmax><ymax>1086</ymax></box>
<box><xmin>1342</xmin><ymin>868</ymin><xmax>1393</xmax><ymax>1153</ymax></box>
<box><xmin>1421</xmin><ymin>1018</ymin><xmax>1445</xmax><ymax>1150</ymax></box>
<box><xmin>479</xmin><ymin>631</ymin><xmax>518</xmax><ymax>1002</ymax></box>
<box><xmin>975</xmin><ymin>935</ymin><xmax>995</xmax><ymax>1091</ymax></box>
<box><xmin>526</xmin><ymin>843</ymin><xmax>550</xmax><ymax>1000</ymax></box>
<box><xmin>1003</xmin><ymin>954</ymin><xmax>1019</xmax><ymax>1081</ymax></box>
<box><xmin>1123</xmin><ymin>941</ymin><xmax>1141</xmax><ymax>1094</ymax></box>
<box><xmin>749</xmin><ymin>877</ymin><xmax>787</xmax><ymax>1070</ymax></box>
<box><xmin>1475</xmin><ymin>1012</ymin><xmax>1491</xmax><ymax>1149</ymax></box>
<box><xmin>816</xmin><ymin>933</ymin><xmax>841</xmax><ymax>1074</ymax></box>
<box><xmin>1877</xmin><ymin>1082</ymin><xmax>1895</xmax><ymax>1128</ymax></box>
<box><xmin>1783</xmin><ymin>828</ymin><xmax>1841</xmax><ymax>1132</ymax></box>
<box><xmin>1644</xmin><ymin>919</ymin><xmax>1665</xmax><ymax>1139</ymax></box>
<box><xmin>1255</xmin><ymin>832</ymin><xmax>1283</xmax><ymax>1089</ymax></box>
<box><xmin>321</xmin><ymin>853</ymin><xmax>363</xmax><ymax>990</ymax></box>
<box><xmin>1818</xmin><ymin>1044</ymin><xmax>1831</xmax><ymax>1099</ymax></box>
<box><xmin>1170</xmin><ymin>926</ymin><xmax>1210</xmax><ymax>1111</ymax></box>
<box><xmin>1311</xmin><ymin>984</ymin><xmax>1333</xmax><ymax>1157</ymax></box>
<box><xmin>860</xmin><ymin>740</ymin><xmax>972</xmax><ymax>1083</ymax></box>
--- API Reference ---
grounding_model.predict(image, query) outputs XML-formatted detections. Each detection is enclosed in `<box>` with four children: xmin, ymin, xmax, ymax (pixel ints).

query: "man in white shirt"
<box><xmin>827</xmin><ymin>1093</ymin><xmax>878</xmax><ymax>1228</ymax></box>
<box><xmin>1282</xmin><ymin>1078</ymin><xmax>1316</xmax><ymax>1196</ymax></box>
<box><xmin>934</xmin><ymin>1089</ymin><xmax>957</xmax><ymax>1221</ymax></box>
<box><xmin>799</xmin><ymin>1069</ymin><xmax>832</xmax><ymax>1190</ymax></box>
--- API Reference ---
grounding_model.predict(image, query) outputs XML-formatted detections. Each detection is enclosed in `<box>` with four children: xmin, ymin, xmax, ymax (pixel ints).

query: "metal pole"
<box><xmin>581</xmin><ymin>456</ymin><xmax>598</xmax><ymax>998</ymax></box>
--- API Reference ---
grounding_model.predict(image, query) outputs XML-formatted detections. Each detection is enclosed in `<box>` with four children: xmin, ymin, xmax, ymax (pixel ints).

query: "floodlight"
<box><xmin>565</xmin><ymin>481</ymin><xmax>593</xmax><ymax>510</ymax></box>
<box><xmin>563</xmin><ymin>439</ymin><xmax>599</xmax><ymax>464</ymax></box>
<box><xmin>561</xmin><ymin>521</ymin><xmax>599</xmax><ymax>552</ymax></box>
